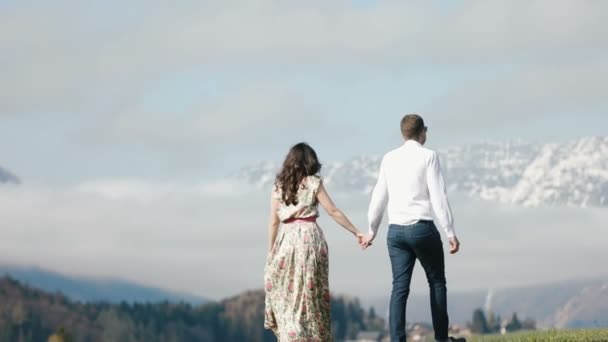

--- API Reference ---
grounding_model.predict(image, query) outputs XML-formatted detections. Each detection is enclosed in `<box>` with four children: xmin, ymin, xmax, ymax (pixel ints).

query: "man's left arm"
<box><xmin>427</xmin><ymin>152</ymin><xmax>460</xmax><ymax>253</ymax></box>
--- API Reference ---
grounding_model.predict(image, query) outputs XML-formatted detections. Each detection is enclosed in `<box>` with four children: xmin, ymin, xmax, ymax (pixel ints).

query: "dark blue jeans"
<box><xmin>387</xmin><ymin>221</ymin><xmax>449</xmax><ymax>342</ymax></box>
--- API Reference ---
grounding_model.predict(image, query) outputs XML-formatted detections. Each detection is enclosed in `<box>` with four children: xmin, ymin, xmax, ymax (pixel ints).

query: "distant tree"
<box><xmin>368</xmin><ymin>307</ymin><xmax>376</xmax><ymax>320</ymax></box>
<box><xmin>486</xmin><ymin>311</ymin><xmax>501</xmax><ymax>333</ymax></box>
<box><xmin>506</xmin><ymin>313</ymin><xmax>522</xmax><ymax>332</ymax></box>
<box><xmin>494</xmin><ymin>315</ymin><xmax>502</xmax><ymax>333</ymax></box>
<box><xmin>331</xmin><ymin>298</ymin><xmax>347</xmax><ymax>339</ymax></box>
<box><xmin>522</xmin><ymin>318</ymin><xmax>536</xmax><ymax>331</ymax></box>
<box><xmin>365</xmin><ymin>306</ymin><xmax>384</xmax><ymax>332</ymax></box>
<box><xmin>1</xmin><ymin>277</ymin><xmax>383</xmax><ymax>342</ymax></box>
<box><xmin>470</xmin><ymin>308</ymin><xmax>489</xmax><ymax>334</ymax></box>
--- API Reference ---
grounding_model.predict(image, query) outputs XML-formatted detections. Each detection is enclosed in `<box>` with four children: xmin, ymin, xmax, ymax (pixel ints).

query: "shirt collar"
<box><xmin>403</xmin><ymin>139</ymin><xmax>422</xmax><ymax>147</ymax></box>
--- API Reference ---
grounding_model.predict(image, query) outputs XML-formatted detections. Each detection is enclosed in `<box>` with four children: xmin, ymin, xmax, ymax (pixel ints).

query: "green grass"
<box><xmin>466</xmin><ymin>329</ymin><xmax>608</xmax><ymax>342</ymax></box>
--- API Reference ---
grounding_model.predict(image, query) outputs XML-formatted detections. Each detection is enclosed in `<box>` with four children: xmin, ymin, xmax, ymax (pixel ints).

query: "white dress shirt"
<box><xmin>367</xmin><ymin>140</ymin><xmax>456</xmax><ymax>240</ymax></box>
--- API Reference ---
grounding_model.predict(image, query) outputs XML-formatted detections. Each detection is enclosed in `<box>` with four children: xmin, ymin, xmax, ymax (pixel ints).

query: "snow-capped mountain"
<box><xmin>235</xmin><ymin>155</ymin><xmax>382</xmax><ymax>194</ymax></box>
<box><xmin>0</xmin><ymin>165</ymin><xmax>20</xmax><ymax>184</ymax></box>
<box><xmin>548</xmin><ymin>281</ymin><xmax>608</xmax><ymax>328</ymax></box>
<box><xmin>235</xmin><ymin>136</ymin><xmax>608</xmax><ymax>208</ymax></box>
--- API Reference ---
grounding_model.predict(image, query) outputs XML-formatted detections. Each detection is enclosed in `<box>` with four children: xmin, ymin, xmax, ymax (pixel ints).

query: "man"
<box><xmin>362</xmin><ymin>114</ymin><xmax>464</xmax><ymax>342</ymax></box>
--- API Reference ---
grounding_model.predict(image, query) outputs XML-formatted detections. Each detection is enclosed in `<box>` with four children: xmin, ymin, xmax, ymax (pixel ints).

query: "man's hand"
<box><xmin>358</xmin><ymin>233</ymin><xmax>374</xmax><ymax>250</ymax></box>
<box><xmin>449</xmin><ymin>237</ymin><xmax>460</xmax><ymax>254</ymax></box>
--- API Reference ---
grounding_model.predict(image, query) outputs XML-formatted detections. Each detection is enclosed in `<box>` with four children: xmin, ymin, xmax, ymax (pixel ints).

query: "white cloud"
<box><xmin>81</xmin><ymin>81</ymin><xmax>323</xmax><ymax>147</ymax></box>
<box><xmin>1</xmin><ymin>182</ymin><xmax>607</xmax><ymax>301</ymax></box>
<box><xmin>76</xmin><ymin>179</ymin><xmax>188</xmax><ymax>201</ymax></box>
<box><xmin>196</xmin><ymin>180</ymin><xmax>247</xmax><ymax>197</ymax></box>
<box><xmin>76</xmin><ymin>178</ymin><xmax>249</xmax><ymax>200</ymax></box>
<box><xmin>424</xmin><ymin>59</ymin><xmax>608</xmax><ymax>135</ymax></box>
<box><xmin>2</xmin><ymin>0</ymin><xmax>606</xmax><ymax>115</ymax></box>
<box><xmin>0</xmin><ymin>181</ymin><xmax>268</xmax><ymax>298</ymax></box>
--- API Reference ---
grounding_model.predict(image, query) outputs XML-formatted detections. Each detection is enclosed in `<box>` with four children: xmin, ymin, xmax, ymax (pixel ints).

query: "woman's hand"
<box><xmin>359</xmin><ymin>233</ymin><xmax>374</xmax><ymax>250</ymax></box>
<box><xmin>356</xmin><ymin>232</ymin><xmax>372</xmax><ymax>250</ymax></box>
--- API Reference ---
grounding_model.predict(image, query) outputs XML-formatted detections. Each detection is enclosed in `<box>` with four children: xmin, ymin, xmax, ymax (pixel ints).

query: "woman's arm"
<box><xmin>316</xmin><ymin>183</ymin><xmax>363</xmax><ymax>238</ymax></box>
<box><xmin>268</xmin><ymin>192</ymin><xmax>281</xmax><ymax>252</ymax></box>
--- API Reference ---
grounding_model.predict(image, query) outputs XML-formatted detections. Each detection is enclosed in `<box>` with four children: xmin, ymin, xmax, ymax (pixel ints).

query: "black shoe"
<box><xmin>449</xmin><ymin>337</ymin><xmax>466</xmax><ymax>342</ymax></box>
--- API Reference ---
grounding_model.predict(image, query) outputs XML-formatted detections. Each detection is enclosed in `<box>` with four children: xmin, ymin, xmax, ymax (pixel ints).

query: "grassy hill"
<box><xmin>467</xmin><ymin>329</ymin><xmax>608</xmax><ymax>342</ymax></box>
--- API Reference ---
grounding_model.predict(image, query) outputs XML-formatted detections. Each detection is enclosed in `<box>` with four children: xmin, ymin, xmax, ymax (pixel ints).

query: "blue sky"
<box><xmin>1</xmin><ymin>1</ymin><xmax>607</xmax><ymax>184</ymax></box>
<box><xmin>1</xmin><ymin>1</ymin><xmax>608</xmax><ymax>301</ymax></box>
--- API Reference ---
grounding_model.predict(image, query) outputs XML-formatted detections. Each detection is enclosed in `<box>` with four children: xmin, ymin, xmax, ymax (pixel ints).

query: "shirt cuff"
<box><xmin>445</xmin><ymin>228</ymin><xmax>456</xmax><ymax>239</ymax></box>
<box><xmin>367</xmin><ymin>228</ymin><xmax>377</xmax><ymax>240</ymax></box>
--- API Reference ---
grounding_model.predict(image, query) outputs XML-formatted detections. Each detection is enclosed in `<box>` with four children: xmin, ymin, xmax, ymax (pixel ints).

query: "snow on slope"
<box><xmin>235</xmin><ymin>137</ymin><xmax>608</xmax><ymax>208</ymax></box>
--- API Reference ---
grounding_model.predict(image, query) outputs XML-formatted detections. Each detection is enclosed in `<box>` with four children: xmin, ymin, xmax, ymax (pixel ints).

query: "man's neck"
<box><xmin>404</xmin><ymin>138</ymin><xmax>423</xmax><ymax>146</ymax></box>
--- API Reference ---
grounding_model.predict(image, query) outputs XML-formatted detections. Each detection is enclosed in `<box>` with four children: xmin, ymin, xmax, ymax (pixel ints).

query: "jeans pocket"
<box><xmin>387</xmin><ymin>226</ymin><xmax>399</xmax><ymax>239</ymax></box>
<box><xmin>411</xmin><ymin>222</ymin><xmax>436</xmax><ymax>239</ymax></box>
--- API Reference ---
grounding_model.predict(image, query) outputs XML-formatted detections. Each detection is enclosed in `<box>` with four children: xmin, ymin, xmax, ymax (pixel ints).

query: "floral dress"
<box><xmin>264</xmin><ymin>175</ymin><xmax>332</xmax><ymax>341</ymax></box>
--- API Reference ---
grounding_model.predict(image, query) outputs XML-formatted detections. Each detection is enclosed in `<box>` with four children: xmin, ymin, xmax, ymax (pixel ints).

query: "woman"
<box><xmin>264</xmin><ymin>142</ymin><xmax>365</xmax><ymax>341</ymax></box>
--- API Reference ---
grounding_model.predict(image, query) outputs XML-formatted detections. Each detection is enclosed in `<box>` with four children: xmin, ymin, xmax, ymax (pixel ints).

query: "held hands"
<box><xmin>356</xmin><ymin>232</ymin><xmax>373</xmax><ymax>250</ymax></box>
<box><xmin>449</xmin><ymin>237</ymin><xmax>460</xmax><ymax>254</ymax></box>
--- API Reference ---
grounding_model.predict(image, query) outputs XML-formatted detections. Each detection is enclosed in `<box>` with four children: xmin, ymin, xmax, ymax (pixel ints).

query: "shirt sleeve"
<box><xmin>426</xmin><ymin>151</ymin><xmax>456</xmax><ymax>239</ymax></box>
<box><xmin>367</xmin><ymin>157</ymin><xmax>389</xmax><ymax>240</ymax></box>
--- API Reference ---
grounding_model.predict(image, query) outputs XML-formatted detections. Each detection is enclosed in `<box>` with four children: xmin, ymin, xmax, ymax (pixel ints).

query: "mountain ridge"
<box><xmin>236</xmin><ymin>136</ymin><xmax>608</xmax><ymax>208</ymax></box>
<box><xmin>369</xmin><ymin>277</ymin><xmax>608</xmax><ymax>329</ymax></box>
<box><xmin>0</xmin><ymin>165</ymin><xmax>20</xmax><ymax>184</ymax></box>
<box><xmin>2</xmin><ymin>264</ymin><xmax>606</xmax><ymax>330</ymax></box>
<box><xmin>0</xmin><ymin>265</ymin><xmax>207</xmax><ymax>305</ymax></box>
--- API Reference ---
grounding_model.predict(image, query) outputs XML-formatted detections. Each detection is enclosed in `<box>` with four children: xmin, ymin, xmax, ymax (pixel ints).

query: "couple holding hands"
<box><xmin>264</xmin><ymin>114</ymin><xmax>464</xmax><ymax>342</ymax></box>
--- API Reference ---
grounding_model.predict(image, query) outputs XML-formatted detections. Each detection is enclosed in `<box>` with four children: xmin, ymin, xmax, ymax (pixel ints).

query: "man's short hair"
<box><xmin>400</xmin><ymin>114</ymin><xmax>425</xmax><ymax>139</ymax></box>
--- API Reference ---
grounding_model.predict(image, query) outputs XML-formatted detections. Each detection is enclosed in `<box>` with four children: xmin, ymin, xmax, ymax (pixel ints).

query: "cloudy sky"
<box><xmin>1</xmin><ymin>0</ymin><xmax>607</xmax><ymax>183</ymax></box>
<box><xmin>1</xmin><ymin>0</ymin><xmax>608</xmax><ymax>305</ymax></box>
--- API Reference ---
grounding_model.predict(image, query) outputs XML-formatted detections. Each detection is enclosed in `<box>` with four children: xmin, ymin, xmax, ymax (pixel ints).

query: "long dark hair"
<box><xmin>275</xmin><ymin>143</ymin><xmax>322</xmax><ymax>206</ymax></box>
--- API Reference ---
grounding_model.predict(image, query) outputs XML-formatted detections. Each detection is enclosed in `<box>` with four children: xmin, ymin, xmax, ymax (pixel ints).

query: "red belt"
<box><xmin>283</xmin><ymin>216</ymin><xmax>317</xmax><ymax>224</ymax></box>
